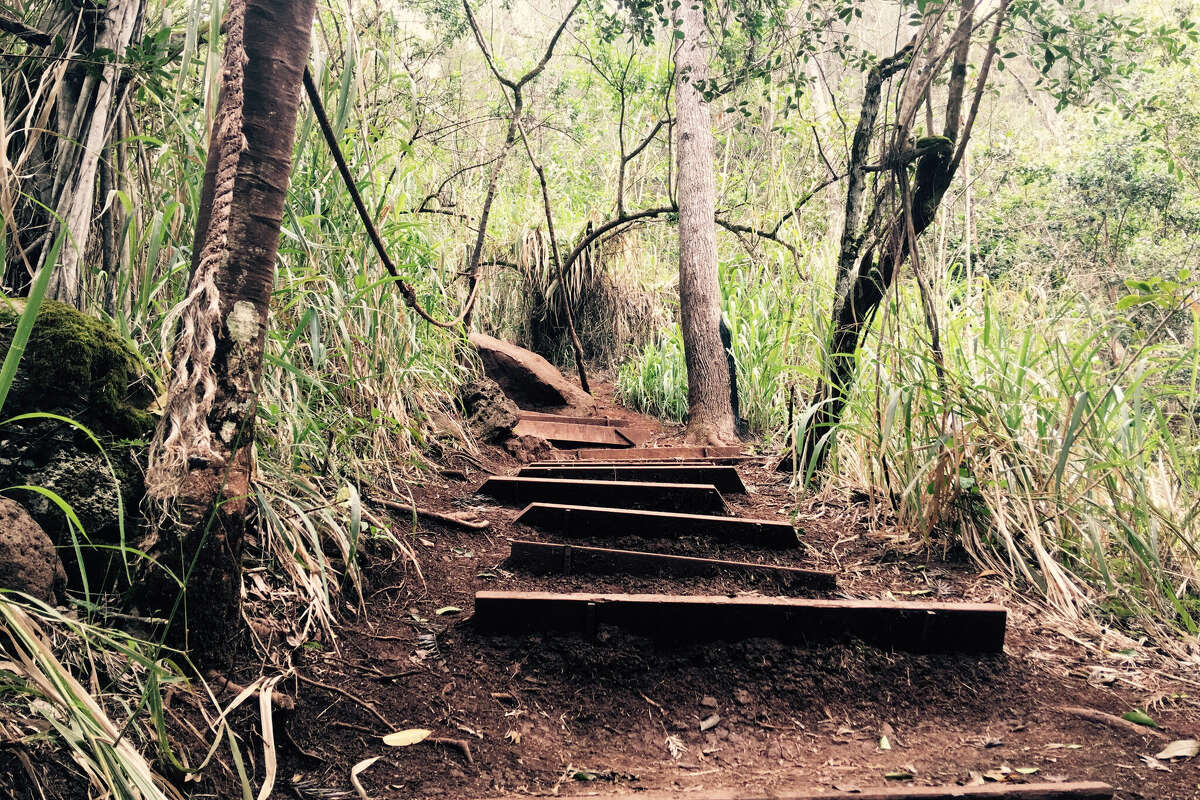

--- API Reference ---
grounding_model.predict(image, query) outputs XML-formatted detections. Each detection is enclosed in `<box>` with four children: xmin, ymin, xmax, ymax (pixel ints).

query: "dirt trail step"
<box><xmin>477</xmin><ymin>477</ymin><xmax>727</xmax><ymax>513</ymax></box>
<box><xmin>482</xmin><ymin>783</ymin><xmax>1113</xmax><ymax>800</ymax></box>
<box><xmin>472</xmin><ymin>591</ymin><xmax>1007</xmax><ymax>653</ymax></box>
<box><xmin>551</xmin><ymin>445</ymin><xmax>746</xmax><ymax>461</ymax></box>
<box><xmin>505</xmin><ymin>539</ymin><xmax>835</xmax><ymax>588</ymax></box>
<box><xmin>516</xmin><ymin>464</ymin><xmax>747</xmax><ymax>493</ymax></box>
<box><xmin>514</xmin><ymin>503</ymin><xmax>798</xmax><ymax>547</ymax></box>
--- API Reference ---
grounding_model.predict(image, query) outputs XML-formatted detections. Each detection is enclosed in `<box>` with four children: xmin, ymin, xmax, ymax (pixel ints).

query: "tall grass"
<box><xmin>621</xmin><ymin>251</ymin><xmax>1200</xmax><ymax>638</ymax></box>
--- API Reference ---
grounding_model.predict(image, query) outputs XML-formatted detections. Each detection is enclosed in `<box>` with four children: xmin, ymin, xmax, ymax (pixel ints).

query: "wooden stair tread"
<box><xmin>513</xmin><ymin>502</ymin><xmax>798</xmax><ymax>548</ymax></box>
<box><xmin>476</xmin><ymin>477</ymin><xmax>727</xmax><ymax>513</ymax></box>
<box><xmin>473</xmin><ymin>591</ymin><xmax>1007</xmax><ymax>653</ymax></box>
<box><xmin>516</xmin><ymin>464</ymin><xmax>747</xmax><ymax>493</ymax></box>
<box><xmin>505</xmin><ymin>539</ymin><xmax>835</xmax><ymax>588</ymax></box>
<box><xmin>481</xmin><ymin>783</ymin><xmax>1112</xmax><ymax>799</ymax></box>
<box><xmin>513</xmin><ymin>419</ymin><xmax>634</xmax><ymax>447</ymax></box>
<box><xmin>553</xmin><ymin>445</ymin><xmax>746</xmax><ymax>461</ymax></box>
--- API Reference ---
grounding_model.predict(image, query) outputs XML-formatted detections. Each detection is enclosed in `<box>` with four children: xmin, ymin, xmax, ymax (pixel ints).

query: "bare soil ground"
<box><xmin>265</xmin><ymin>387</ymin><xmax>1200</xmax><ymax>800</ymax></box>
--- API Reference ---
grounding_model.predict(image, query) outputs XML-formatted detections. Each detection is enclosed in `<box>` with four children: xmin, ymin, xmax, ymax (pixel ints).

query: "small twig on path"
<box><xmin>369</xmin><ymin>496</ymin><xmax>491</xmax><ymax>530</ymax></box>
<box><xmin>205</xmin><ymin>669</ymin><xmax>296</xmax><ymax>710</ymax></box>
<box><xmin>296</xmin><ymin>673</ymin><xmax>392</xmax><ymax>730</ymax></box>
<box><xmin>1056</xmin><ymin>705</ymin><xmax>1169</xmax><ymax>740</ymax></box>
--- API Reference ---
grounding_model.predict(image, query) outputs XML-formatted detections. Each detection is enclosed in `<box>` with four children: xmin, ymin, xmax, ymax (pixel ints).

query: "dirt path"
<box><xmin>275</xmin><ymin>389</ymin><xmax>1199</xmax><ymax>800</ymax></box>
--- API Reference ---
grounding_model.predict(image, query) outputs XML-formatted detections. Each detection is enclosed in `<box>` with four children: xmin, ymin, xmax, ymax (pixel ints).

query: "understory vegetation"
<box><xmin>1</xmin><ymin>0</ymin><xmax>1199</xmax><ymax>796</ymax></box>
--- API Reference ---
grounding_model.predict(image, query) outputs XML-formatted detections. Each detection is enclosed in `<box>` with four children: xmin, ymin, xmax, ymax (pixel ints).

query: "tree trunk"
<box><xmin>799</xmin><ymin>141</ymin><xmax>955</xmax><ymax>478</ymax></box>
<box><xmin>1</xmin><ymin>1</ymin><xmax>144</xmax><ymax>306</ymax></box>
<box><xmin>141</xmin><ymin>0</ymin><xmax>317</xmax><ymax>661</ymax></box>
<box><xmin>673</xmin><ymin>0</ymin><xmax>736</xmax><ymax>445</ymax></box>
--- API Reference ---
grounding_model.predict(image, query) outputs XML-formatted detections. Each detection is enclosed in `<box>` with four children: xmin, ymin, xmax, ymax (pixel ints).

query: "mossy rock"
<box><xmin>0</xmin><ymin>299</ymin><xmax>157</xmax><ymax>439</ymax></box>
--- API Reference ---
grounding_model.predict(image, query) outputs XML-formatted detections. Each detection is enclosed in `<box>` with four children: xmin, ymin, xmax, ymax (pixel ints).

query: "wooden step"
<box><xmin>483</xmin><ymin>784</ymin><xmax>1112</xmax><ymax>800</ymax></box>
<box><xmin>554</xmin><ymin>445</ymin><xmax>746</xmax><ymax>461</ymax></box>
<box><xmin>476</xmin><ymin>478</ymin><xmax>727</xmax><ymax>513</ymax></box>
<box><xmin>506</xmin><ymin>540</ymin><xmax>835</xmax><ymax>589</ymax></box>
<box><xmin>512</xmin><ymin>418</ymin><xmax>634</xmax><ymax>447</ymax></box>
<box><xmin>517</xmin><ymin>464</ymin><xmax>747</xmax><ymax>493</ymax></box>
<box><xmin>530</xmin><ymin>458</ymin><xmax>756</xmax><ymax>468</ymax></box>
<box><xmin>518</xmin><ymin>411</ymin><xmax>619</xmax><ymax>426</ymax></box>
<box><xmin>514</xmin><ymin>503</ymin><xmax>798</xmax><ymax>548</ymax></box>
<box><xmin>473</xmin><ymin>591</ymin><xmax>1007</xmax><ymax>653</ymax></box>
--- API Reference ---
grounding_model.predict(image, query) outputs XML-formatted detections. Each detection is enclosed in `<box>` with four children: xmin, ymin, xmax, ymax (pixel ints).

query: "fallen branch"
<box><xmin>1056</xmin><ymin>705</ymin><xmax>1169</xmax><ymax>740</ymax></box>
<box><xmin>205</xmin><ymin>670</ymin><xmax>295</xmax><ymax>710</ymax></box>
<box><xmin>296</xmin><ymin>673</ymin><xmax>392</xmax><ymax>730</ymax></box>
<box><xmin>370</xmin><ymin>497</ymin><xmax>490</xmax><ymax>531</ymax></box>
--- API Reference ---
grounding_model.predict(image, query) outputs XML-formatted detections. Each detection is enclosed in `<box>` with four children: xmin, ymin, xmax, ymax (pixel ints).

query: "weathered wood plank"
<box><xmin>514</xmin><ymin>503</ymin><xmax>798</xmax><ymax>548</ymax></box>
<box><xmin>481</xmin><ymin>783</ymin><xmax>1112</xmax><ymax>800</ymax></box>
<box><xmin>554</xmin><ymin>445</ymin><xmax>746</xmax><ymax>461</ymax></box>
<box><xmin>506</xmin><ymin>539</ymin><xmax>836</xmax><ymax>588</ymax></box>
<box><xmin>529</xmin><ymin>458</ymin><xmax>710</xmax><ymax>466</ymax></box>
<box><xmin>518</xmin><ymin>411</ymin><xmax>619</xmax><ymax>426</ymax></box>
<box><xmin>476</xmin><ymin>478</ymin><xmax>727</xmax><ymax>513</ymax></box>
<box><xmin>517</xmin><ymin>464</ymin><xmax>747</xmax><ymax>493</ymax></box>
<box><xmin>473</xmin><ymin>591</ymin><xmax>1007</xmax><ymax>653</ymax></box>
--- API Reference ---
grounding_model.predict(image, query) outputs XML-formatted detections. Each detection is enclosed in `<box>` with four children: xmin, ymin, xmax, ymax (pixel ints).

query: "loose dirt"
<box><xmin>265</xmin><ymin>387</ymin><xmax>1199</xmax><ymax>800</ymax></box>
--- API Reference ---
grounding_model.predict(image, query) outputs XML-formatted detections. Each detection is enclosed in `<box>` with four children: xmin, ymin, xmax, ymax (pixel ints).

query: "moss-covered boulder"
<box><xmin>0</xmin><ymin>299</ymin><xmax>157</xmax><ymax>439</ymax></box>
<box><xmin>0</xmin><ymin>300</ymin><xmax>157</xmax><ymax>591</ymax></box>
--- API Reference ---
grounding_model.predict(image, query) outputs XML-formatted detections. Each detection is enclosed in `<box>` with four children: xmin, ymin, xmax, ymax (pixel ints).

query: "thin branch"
<box><xmin>0</xmin><ymin>9</ymin><xmax>51</xmax><ymax>47</ymax></box>
<box><xmin>950</xmin><ymin>0</ymin><xmax>1011</xmax><ymax>175</ymax></box>
<box><xmin>302</xmin><ymin>68</ymin><xmax>472</xmax><ymax>329</ymax></box>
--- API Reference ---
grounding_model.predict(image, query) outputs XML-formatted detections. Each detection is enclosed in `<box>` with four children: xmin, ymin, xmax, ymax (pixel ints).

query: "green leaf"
<box><xmin>1122</xmin><ymin>709</ymin><xmax>1157</xmax><ymax>728</ymax></box>
<box><xmin>0</xmin><ymin>227</ymin><xmax>66</xmax><ymax>414</ymax></box>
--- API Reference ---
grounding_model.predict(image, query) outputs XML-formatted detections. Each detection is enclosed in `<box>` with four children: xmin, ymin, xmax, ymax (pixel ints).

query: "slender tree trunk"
<box><xmin>46</xmin><ymin>0</ymin><xmax>142</xmax><ymax>306</ymax></box>
<box><xmin>673</xmin><ymin>0</ymin><xmax>736</xmax><ymax>445</ymax></box>
<box><xmin>0</xmin><ymin>1</ymin><xmax>144</xmax><ymax>305</ymax></box>
<box><xmin>141</xmin><ymin>0</ymin><xmax>317</xmax><ymax>661</ymax></box>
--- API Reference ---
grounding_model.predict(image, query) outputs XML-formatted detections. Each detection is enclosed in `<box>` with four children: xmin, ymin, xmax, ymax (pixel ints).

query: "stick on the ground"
<box><xmin>370</xmin><ymin>497</ymin><xmax>491</xmax><ymax>530</ymax></box>
<box><xmin>296</xmin><ymin>673</ymin><xmax>392</xmax><ymax>730</ymax></box>
<box><xmin>427</xmin><ymin>736</ymin><xmax>474</xmax><ymax>765</ymax></box>
<box><xmin>1055</xmin><ymin>705</ymin><xmax>1169</xmax><ymax>740</ymax></box>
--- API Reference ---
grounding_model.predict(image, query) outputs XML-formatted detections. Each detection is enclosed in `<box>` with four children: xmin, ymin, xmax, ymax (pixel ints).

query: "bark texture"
<box><xmin>673</xmin><ymin>1</ymin><xmax>736</xmax><ymax>445</ymax></box>
<box><xmin>141</xmin><ymin>0</ymin><xmax>317</xmax><ymax>660</ymax></box>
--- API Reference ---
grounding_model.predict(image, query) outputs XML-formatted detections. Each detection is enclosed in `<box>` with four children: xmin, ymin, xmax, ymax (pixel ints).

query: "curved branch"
<box><xmin>303</xmin><ymin>68</ymin><xmax>472</xmax><ymax>329</ymax></box>
<box><xmin>715</xmin><ymin>217</ymin><xmax>798</xmax><ymax>259</ymax></box>
<box><xmin>562</xmin><ymin>206</ymin><xmax>677</xmax><ymax>271</ymax></box>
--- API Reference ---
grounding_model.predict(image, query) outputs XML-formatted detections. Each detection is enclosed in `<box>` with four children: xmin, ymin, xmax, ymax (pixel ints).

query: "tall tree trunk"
<box><xmin>673</xmin><ymin>0</ymin><xmax>736</xmax><ymax>445</ymax></box>
<box><xmin>1</xmin><ymin>1</ymin><xmax>144</xmax><ymax>306</ymax></box>
<box><xmin>47</xmin><ymin>0</ymin><xmax>142</xmax><ymax>306</ymax></box>
<box><xmin>141</xmin><ymin>0</ymin><xmax>317</xmax><ymax>661</ymax></box>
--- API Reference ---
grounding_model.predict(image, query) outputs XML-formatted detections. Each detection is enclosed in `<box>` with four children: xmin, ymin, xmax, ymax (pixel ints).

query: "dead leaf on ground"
<box><xmin>1140</xmin><ymin>755</ymin><xmax>1171</xmax><ymax>772</ymax></box>
<box><xmin>350</xmin><ymin>756</ymin><xmax>381</xmax><ymax>800</ymax></box>
<box><xmin>383</xmin><ymin>728</ymin><xmax>431</xmax><ymax>747</ymax></box>
<box><xmin>1155</xmin><ymin>739</ymin><xmax>1200</xmax><ymax>761</ymax></box>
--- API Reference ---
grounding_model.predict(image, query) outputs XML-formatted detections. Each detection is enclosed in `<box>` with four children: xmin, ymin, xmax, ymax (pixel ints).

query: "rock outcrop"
<box><xmin>0</xmin><ymin>497</ymin><xmax>66</xmax><ymax>603</ymax></box>
<box><xmin>460</xmin><ymin>377</ymin><xmax>520</xmax><ymax>442</ymax></box>
<box><xmin>469</xmin><ymin>332</ymin><xmax>593</xmax><ymax>412</ymax></box>
<box><xmin>0</xmin><ymin>300</ymin><xmax>157</xmax><ymax>590</ymax></box>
